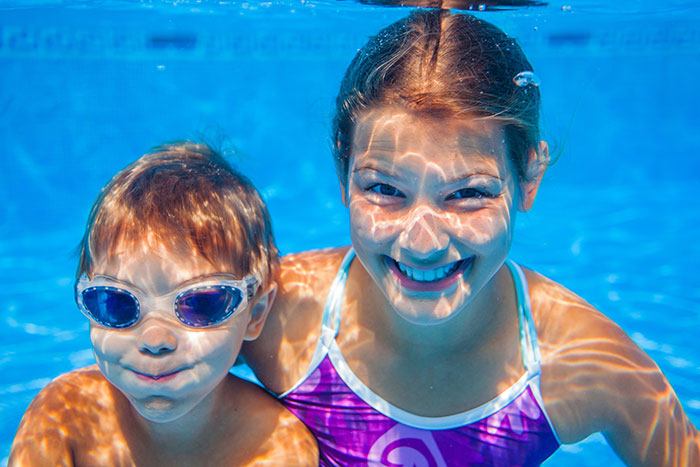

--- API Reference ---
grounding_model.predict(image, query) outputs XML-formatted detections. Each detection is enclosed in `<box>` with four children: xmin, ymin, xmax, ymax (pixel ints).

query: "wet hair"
<box><xmin>333</xmin><ymin>9</ymin><xmax>542</xmax><ymax>186</ymax></box>
<box><xmin>76</xmin><ymin>142</ymin><xmax>278</xmax><ymax>290</ymax></box>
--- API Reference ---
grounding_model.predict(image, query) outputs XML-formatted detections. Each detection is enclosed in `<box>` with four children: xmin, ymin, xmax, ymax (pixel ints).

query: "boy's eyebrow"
<box><xmin>91</xmin><ymin>273</ymin><xmax>240</xmax><ymax>292</ymax></box>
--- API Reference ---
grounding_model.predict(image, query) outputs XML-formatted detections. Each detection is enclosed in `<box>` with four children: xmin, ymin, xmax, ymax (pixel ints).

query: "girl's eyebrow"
<box><xmin>352</xmin><ymin>161</ymin><xmax>395</xmax><ymax>175</ymax></box>
<box><xmin>353</xmin><ymin>163</ymin><xmax>504</xmax><ymax>184</ymax></box>
<box><xmin>443</xmin><ymin>171</ymin><xmax>504</xmax><ymax>185</ymax></box>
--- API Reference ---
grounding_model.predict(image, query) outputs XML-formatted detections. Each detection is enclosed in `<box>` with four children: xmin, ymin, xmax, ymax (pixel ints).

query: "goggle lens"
<box><xmin>176</xmin><ymin>286</ymin><xmax>242</xmax><ymax>328</ymax></box>
<box><xmin>82</xmin><ymin>287</ymin><xmax>139</xmax><ymax>328</ymax></box>
<box><xmin>79</xmin><ymin>285</ymin><xmax>245</xmax><ymax>329</ymax></box>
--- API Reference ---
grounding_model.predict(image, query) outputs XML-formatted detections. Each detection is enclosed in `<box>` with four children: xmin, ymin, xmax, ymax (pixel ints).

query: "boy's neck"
<box><xmin>126</xmin><ymin>376</ymin><xmax>232</xmax><ymax>453</ymax></box>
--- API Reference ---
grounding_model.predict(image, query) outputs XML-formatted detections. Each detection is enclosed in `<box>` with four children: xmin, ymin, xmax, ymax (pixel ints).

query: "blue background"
<box><xmin>1</xmin><ymin>1</ymin><xmax>699</xmax><ymax>465</ymax></box>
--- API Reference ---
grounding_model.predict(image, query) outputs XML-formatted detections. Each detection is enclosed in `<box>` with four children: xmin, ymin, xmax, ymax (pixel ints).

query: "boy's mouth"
<box><xmin>133</xmin><ymin>369</ymin><xmax>182</xmax><ymax>383</ymax></box>
<box><xmin>385</xmin><ymin>256</ymin><xmax>473</xmax><ymax>292</ymax></box>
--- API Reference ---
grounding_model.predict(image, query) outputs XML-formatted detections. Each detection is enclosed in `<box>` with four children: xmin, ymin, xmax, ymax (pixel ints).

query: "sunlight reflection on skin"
<box><xmin>527</xmin><ymin>270</ymin><xmax>700</xmax><ymax>465</ymax></box>
<box><xmin>88</xmin><ymin>241</ymin><xmax>251</xmax><ymax>424</ymax></box>
<box><xmin>243</xmin><ymin>107</ymin><xmax>700</xmax><ymax>464</ymax></box>
<box><xmin>347</xmin><ymin>107</ymin><xmax>518</xmax><ymax>325</ymax></box>
<box><xmin>10</xmin><ymin>238</ymin><xmax>318</xmax><ymax>466</ymax></box>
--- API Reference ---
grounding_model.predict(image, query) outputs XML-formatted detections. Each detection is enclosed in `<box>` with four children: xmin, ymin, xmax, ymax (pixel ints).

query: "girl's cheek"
<box><xmin>446</xmin><ymin>205</ymin><xmax>511</xmax><ymax>247</ymax></box>
<box><xmin>349</xmin><ymin>200</ymin><xmax>404</xmax><ymax>244</ymax></box>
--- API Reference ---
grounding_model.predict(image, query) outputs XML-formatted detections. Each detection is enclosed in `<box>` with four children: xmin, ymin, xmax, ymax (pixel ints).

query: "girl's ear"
<box><xmin>519</xmin><ymin>141</ymin><xmax>548</xmax><ymax>212</ymax></box>
<box><xmin>243</xmin><ymin>281</ymin><xmax>278</xmax><ymax>341</ymax></box>
<box><xmin>339</xmin><ymin>178</ymin><xmax>349</xmax><ymax>207</ymax></box>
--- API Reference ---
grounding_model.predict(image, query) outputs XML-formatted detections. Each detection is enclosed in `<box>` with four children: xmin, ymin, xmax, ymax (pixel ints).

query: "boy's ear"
<box><xmin>243</xmin><ymin>281</ymin><xmax>278</xmax><ymax>341</ymax></box>
<box><xmin>519</xmin><ymin>141</ymin><xmax>548</xmax><ymax>212</ymax></box>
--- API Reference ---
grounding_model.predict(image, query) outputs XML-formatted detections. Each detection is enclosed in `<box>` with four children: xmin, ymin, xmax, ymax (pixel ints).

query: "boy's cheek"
<box><xmin>89</xmin><ymin>326</ymin><xmax>133</xmax><ymax>361</ymax></box>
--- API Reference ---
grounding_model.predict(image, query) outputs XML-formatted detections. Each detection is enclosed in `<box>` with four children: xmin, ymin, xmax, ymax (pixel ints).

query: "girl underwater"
<box><xmin>243</xmin><ymin>9</ymin><xmax>700</xmax><ymax>466</ymax></box>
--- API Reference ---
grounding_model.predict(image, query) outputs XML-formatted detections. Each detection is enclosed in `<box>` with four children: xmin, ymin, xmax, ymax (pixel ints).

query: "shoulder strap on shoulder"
<box><xmin>320</xmin><ymin>247</ymin><xmax>355</xmax><ymax>339</ymax></box>
<box><xmin>505</xmin><ymin>260</ymin><xmax>542</xmax><ymax>375</ymax></box>
<box><xmin>277</xmin><ymin>247</ymin><xmax>355</xmax><ymax>399</ymax></box>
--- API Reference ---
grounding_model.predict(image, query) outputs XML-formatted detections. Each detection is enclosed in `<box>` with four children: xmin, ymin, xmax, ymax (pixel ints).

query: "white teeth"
<box><xmin>394</xmin><ymin>260</ymin><xmax>461</xmax><ymax>282</ymax></box>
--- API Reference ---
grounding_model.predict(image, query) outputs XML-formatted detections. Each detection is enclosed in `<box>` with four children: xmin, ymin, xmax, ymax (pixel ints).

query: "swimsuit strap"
<box><xmin>277</xmin><ymin>248</ymin><xmax>355</xmax><ymax>398</ymax></box>
<box><xmin>505</xmin><ymin>260</ymin><xmax>542</xmax><ymax>375</ymax></box>
<box><xmin>321</xmin><ymin>247</ymin><xmax>355</xmax><ymax>338</ymax></box>
<box><xmin>321</xmin><ymin>251</ymin><xmax>541</xmax><ymax>375</ymax></box>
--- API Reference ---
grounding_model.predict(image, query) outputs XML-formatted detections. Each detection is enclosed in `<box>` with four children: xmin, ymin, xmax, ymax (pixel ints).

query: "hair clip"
<box><xmin>513</xmin><ymin>71</ymin><xmax>541</xmax><ymax>87</ymax></box>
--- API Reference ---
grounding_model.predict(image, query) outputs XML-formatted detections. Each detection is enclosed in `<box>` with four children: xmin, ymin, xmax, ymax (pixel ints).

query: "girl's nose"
<box><xmin>137</xmin><ymin>322</ymin><xmax>178</xmax><ymax>355</ymax></box>
<box><xmin>397</xmin><ymin>205</ymin><xmax>450</xmax><ymax>259</ymax></box>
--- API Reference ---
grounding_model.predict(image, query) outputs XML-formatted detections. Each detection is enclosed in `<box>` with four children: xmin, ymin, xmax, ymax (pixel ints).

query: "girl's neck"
<box><xmin>348</xmin><ymin>261</ymin><xmax>517</xmax><ymax>356</ymax></box>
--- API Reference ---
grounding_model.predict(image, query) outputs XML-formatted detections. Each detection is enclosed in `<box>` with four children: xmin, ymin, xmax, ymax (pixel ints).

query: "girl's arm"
<box><xmin>528</xmin><ymin>269</ymin><xmax>700</xmax><ymax>465</ymax></box>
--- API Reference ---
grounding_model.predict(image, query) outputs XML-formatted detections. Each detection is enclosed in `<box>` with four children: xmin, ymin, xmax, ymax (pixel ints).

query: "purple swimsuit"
<box><xmin>280</xmin><ymin>250</ymin><xmax>561</xmax><ymax>466</ymax></box>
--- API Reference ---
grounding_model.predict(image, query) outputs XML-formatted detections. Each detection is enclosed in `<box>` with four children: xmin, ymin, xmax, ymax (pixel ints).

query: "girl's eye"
<box><xmin>368</xmin><ymin>183</ymin><xmax>404</xmax><ymax>197</ymax></box>
<box><xmin>445</xmin><ymin>188</ymin><xmax>493</xmax><ymax>200</ymax></box>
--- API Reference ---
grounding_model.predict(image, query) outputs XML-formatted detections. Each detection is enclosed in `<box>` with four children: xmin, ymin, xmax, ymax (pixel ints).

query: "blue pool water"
<box><xmin>1</xmin><ymin>1</ymin><xmax>699</xmax><ymax>465</ymax></box>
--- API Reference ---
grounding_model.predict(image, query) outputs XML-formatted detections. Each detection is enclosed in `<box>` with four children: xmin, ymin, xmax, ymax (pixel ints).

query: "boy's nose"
<box><xmin>397</xmin><ymin>206</ymin><xmax>449</xmax><ymax>259</ymax></box>
<box><xmin>137</xmin><ymin>323</ymin><xmax>178</xmax><ymax>355</ymax></box>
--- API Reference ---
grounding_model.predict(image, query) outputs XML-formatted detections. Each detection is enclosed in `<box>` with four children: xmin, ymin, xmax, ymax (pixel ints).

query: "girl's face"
<box><xmin>345</xmin><ymin>107</ymin><xmax>543</xmax><ymax>325</ymax></box>
<box><xmin>88</xmin><ymin>244</ymin><xmax>265</xmax><ymax>424</ymax></box>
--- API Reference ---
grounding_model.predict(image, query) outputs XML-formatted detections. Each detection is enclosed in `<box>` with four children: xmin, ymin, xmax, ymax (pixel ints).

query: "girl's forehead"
<box><xmin>351</xmin><ymin>107</ymin><xmax>510</xmax><ymax>176</ymax></box>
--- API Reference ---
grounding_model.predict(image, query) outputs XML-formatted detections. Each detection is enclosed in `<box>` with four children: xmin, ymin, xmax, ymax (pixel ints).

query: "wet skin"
<box><xmin>245</xmin><ymin>107</ymin><xmax>699</xmax><ymax>466</ymax></box>
<box><xmin>10</xmin><ymin>243</ymin><xmax>319</xmax><ymax>466</ymax></box>
<box><xmin>346</xmin><ymin>107</ymin><xmax>529</xmax><ymax>326</ymax></box>
<box><xmin>88</xmin><ymin>247</ymin><xmax>254</xmax><ymax>424</ymax></box>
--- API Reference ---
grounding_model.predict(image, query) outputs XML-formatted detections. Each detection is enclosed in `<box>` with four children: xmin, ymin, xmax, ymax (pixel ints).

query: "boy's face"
<box><xmin>88</xmin><ymin>243</ymin><xmax>261</xmax><ymax>424</ymax></box>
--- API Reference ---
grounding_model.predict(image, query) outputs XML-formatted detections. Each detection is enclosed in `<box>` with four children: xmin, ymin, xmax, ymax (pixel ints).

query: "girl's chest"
<box><xmin>336</xmin><ymin>327</ymin><xmax>526</xmax><ymax>418</ymax></box>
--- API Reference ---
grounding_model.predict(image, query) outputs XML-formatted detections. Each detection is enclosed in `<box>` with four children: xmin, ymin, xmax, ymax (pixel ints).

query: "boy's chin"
<box><xmin>128</xmin><ymin>395</ymin><xmax>196</xmax><ymax>424</ymax></box>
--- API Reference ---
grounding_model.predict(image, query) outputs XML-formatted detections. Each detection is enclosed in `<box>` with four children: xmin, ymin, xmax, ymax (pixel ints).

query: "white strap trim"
<box><xmin>529</xmin><ymin>374</ymin><xmax>564</xmax><ymax>445</ymax></box>
<box><xmin>278</xmin><ymin>248</ymin><xmax>355</xmax><ymax>399</ymax></box>
<box><xmin>328</xmin><ymin>338</ymin><xmax>539</xmax><ymax>430</ymax></box>
<box><xmin>505</xmin><ymin>260</ymin><xmax>541</xmax><ymax>375</ymax></box>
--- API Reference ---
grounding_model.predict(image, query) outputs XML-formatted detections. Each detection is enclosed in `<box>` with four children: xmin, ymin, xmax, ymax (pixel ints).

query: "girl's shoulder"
<box><xmin>244</xmin><ymin>246</ymin><xmax>350</xmax><ymax>393</ymax></box>
<box><xmin>521</xmin><ymin>267</ymin><xmax>623</xmax><ymax>341</ymax></box>
<box><xmin>221</xmin><ymin>376</ymin><xmax>319</xmax><ymax>466</ymax></box>
<box><xmin>278</xmin><ymin>246</ymin><xmax>351</xmax><ymax>290</ymax></box>
<box><xmin>521</xmin><ymin>267</ymin><xmax>681</xmax><ymax>450</ymax></box>
<box><xmin>520</xmin><ymin>267</ymin><xmax>650</xmax><ymax>365</ymax></box>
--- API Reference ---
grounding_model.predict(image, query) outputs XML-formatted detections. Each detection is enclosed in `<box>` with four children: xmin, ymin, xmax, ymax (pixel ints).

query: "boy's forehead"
<box><xmin>91</xmin><ymin>240</ymin><xmax>224</xmax><ymax>294</ymax></box>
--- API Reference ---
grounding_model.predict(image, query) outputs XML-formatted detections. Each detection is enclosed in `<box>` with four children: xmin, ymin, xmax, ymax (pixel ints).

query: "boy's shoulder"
<box><xmin>224</xmin><ymin>376</ymin><xmax>319</xmax><ymax>466</ymax></box>
<box><xmin>9</xmin><ymin>365</ymin><xmax>125</xmax><ymax>465</ymax></box>
<box><xmin>20</xmin><ymin>365</ymin><xmax>117</xmax><ymax>420</ymax></box>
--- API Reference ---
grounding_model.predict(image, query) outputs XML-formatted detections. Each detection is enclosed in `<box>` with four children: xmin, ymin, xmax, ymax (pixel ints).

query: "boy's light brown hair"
<box><xmin>77</xmin><ymin>142</ymin><xmax>278</xmax><ymax>289</ymax></box>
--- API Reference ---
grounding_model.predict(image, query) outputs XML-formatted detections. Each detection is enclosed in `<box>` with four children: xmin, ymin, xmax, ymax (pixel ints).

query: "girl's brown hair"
<box><xmin>333</xmin><ymin>9</ymin><xmax>542</xmax><ymax>186</ymax></box>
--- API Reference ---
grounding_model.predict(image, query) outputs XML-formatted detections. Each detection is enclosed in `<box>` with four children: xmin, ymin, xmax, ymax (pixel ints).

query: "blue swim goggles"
<box><xmin>75</xmin><ymin>274</ymin><xmax>258</xmax><ymax>329</ymax></box>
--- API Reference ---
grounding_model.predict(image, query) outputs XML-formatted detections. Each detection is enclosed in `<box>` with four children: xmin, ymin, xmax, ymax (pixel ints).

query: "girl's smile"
<box><xmin>385</xmin><ymin>255</ymin><xmax>473</xmax><ymax>292</ymax></box>
<box><xmin>346</xmin><ymin>106</ymin><xmax>536</xmax><ymax>325</ymax></box>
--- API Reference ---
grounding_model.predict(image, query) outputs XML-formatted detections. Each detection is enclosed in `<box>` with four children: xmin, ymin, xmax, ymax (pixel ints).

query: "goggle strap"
<box><xmin>245</xmin><ymin>276</ymin><xmax>258</xmax><ymax>300</ymax></box>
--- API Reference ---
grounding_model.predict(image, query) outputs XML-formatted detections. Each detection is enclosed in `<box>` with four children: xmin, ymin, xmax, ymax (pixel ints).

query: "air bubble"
<box><xmin>513</xmin><ymin>71</ymin><xmax>541</xmax><ymax>87</ymax></box>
